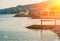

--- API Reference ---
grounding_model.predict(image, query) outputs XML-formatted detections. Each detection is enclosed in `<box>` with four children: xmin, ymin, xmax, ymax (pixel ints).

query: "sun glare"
<box><xmin>53</xmin><ymin>0</ymin><xmax>60</xmax><ymax>6</ymax></box>
<box><xmin>39</xmin><ymin>0</ymin><xmax>60</xmax><ymax>19</ymax></box>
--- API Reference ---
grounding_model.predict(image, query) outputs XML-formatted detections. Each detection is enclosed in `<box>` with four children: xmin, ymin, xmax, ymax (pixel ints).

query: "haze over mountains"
<box><xmin>0</xmin><ymin>1</ymin><xmax>60</xmax><ymax>14</ymax></box>
<box><xmin>0</xmin><ymin>5</ymin><xmax>27</xmax><ymax>14</ymax></box>
<box><xmin>0</xmin><ymin>2</ymin><xmax>44</xmax><ymax>14</ymax></box>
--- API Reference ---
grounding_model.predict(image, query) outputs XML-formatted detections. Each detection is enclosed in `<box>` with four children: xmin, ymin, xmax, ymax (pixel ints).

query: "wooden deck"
<box><xmin>26</xmin><ymin>25</ymin><xmax>56</xmax><ymax>29</ymax></box>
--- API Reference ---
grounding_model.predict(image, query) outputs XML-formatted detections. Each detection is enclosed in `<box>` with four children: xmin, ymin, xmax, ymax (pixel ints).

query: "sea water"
<box><xmin>0</xmin><ymin>14</ymin><xmax>59</xmax><ymax>41</ymax></box>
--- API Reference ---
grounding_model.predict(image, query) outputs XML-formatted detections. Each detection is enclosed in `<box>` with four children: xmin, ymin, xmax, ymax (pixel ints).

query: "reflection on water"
<box><xmin>0</xmin><ymin>17</ymin><xmax>60</xmax><ymax>41</ymax></box>
<box><xmin>0</xmin><ymin>30</ymin><xmax>59</xmax><ymax>41</ymax></box>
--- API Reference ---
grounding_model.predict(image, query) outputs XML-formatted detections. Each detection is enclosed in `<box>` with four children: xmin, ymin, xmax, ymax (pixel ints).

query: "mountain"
<box><xmin>0</xmin><ymin>2</ymin><xmax>47</xmax><ymax>16</ymax></box>
<box><xmin>0</xmin><ymin>1</ymin><xmax>47</xmax><ymax>14</ymax></box>
<box><xmin>0</xmin><ymin>2</ymin><xmax>47</xmax><ymax>14</ymax></box>
<box><xmin>0</xmin><ymin>5</ymin><xmax>27</xmax><ymax>14</ymax></box>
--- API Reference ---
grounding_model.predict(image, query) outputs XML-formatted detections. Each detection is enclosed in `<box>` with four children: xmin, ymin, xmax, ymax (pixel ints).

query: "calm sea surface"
<box><xmin>0</xmin><ymin>14</ymin><xmax>59</xmax><ymax>41</ymax></box>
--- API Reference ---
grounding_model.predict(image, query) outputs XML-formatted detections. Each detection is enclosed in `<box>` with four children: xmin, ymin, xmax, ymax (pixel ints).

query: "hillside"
<box><xmin>0</xmin><ymin>5</ymin><xmax>27</xmax><ymax>14</ymax></box>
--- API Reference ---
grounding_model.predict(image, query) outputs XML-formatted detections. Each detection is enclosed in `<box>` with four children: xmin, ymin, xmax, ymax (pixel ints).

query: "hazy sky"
<box><xmin>0</xmin><ymin>0</ymin><xmax>47</xmax><ymax>9</ymax></box>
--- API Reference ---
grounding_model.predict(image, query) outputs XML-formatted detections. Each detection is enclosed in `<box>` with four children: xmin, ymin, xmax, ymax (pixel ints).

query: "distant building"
<box><xmin>25</xmin><ymin>1</ymin><xmax>60</xmax><ymax>19</ymax></box>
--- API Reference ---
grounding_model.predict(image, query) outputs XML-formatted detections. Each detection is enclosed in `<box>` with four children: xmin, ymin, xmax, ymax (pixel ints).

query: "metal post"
<box><xmin>41</xmin><ymin>18</ymin><xmax>42</xmax><ymax>26</ymax></box>
<box><xmin>41</xmin><ymin>18</ymin><xmax>43</xmax><ymax>41</ymax></box>
<box><xmin>55</xmin><ymin>10</ymin><xmax>56</xmax><ymax>26</ymax></box>
<box><xmin>55</xmin><ymin>18</ymin><xmax>56</xmax><ymax>27</ymax></box>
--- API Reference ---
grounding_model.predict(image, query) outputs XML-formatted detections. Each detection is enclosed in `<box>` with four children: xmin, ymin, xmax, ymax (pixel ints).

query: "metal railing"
<box><xmin>40</xmin><ymin>10</ymin><xmax>60</xmax><ymax>19</ymax></box>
